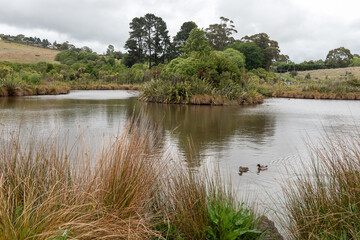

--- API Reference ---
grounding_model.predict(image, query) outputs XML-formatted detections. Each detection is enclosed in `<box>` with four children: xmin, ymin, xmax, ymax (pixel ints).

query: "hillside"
<box><xmin>296</xmin><ymin>66</ymin><xmax>360</xmax><ymax>81</ymax></box>
<box><xmin>0</xmin><ymin>40</ymin><xmax>59</xmax><ymax>63</ymax></box>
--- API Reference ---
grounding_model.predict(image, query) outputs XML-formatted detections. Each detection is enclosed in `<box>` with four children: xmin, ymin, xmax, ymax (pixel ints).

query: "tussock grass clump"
<box><xmin>0</xmin><ymin>131</ymin><xmax>85</xmax><ymax>239</ymax></box>
<box><xmin>283</xmin><ymin>133</ymin><xmax>360</xmax><ymax>239</ymax></box>
<box><xmin>0</xmin><ymin>116</ymin><xmax>262</xmax><ymax>239</ymax></box>
<box><xmin>0</xmin><ymin>119</ymin><xmax>164</xmax><ymax>239</ymax></box>
<box><xmin>141</xmin><ymin>79</ymin><xmax>263</xmax><ymax>105</ymax></box>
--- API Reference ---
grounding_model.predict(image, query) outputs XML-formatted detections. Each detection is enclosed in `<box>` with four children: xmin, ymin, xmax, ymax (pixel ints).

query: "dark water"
<box><xmin>1</xmin><ymin>90</ymin><xmax>360</xmax><ymax>222</ymax></box>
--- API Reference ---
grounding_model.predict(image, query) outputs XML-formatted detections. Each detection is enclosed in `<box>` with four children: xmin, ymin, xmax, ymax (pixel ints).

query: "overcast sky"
<box><xmin>1</xmin><ymin>0</ymin><xmax>359</xmax><ymax>63</ymax></box>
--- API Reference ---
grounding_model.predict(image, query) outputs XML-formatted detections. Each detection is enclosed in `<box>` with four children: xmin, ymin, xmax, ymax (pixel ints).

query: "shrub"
<box><xmin>290</xmin><ymin>70</ymin><xmax>298</xmax><ymax>77</ymax></box>
<box><xmin>0</xmin><ymin>65</ymin><xmax>12</xmax><ymax>78</ymax></box>
<box><xmin>23</xmin><ymin>73</ymin><xmax>42</xmax><ymax>85</ymax></box>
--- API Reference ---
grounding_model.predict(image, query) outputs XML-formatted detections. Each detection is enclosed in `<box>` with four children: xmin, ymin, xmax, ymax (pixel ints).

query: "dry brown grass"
<box><xmin>0</xmin><ymin>117</ymin><xmax>165</xmax><ymax>239</ymax></box>
<box><xmin>0</xmin><ymin>114</ymin><xmax>254</xmax><ymax>239</ymax></box>
<box><xmin>297</xmin><ymin>66</ymin><xmax>360</xmax><ymax>81</ymax></box>
<box><xmin>0</xmin><ymin>40</ymin><xmax>59</xmax><ymax>63</ymax></box>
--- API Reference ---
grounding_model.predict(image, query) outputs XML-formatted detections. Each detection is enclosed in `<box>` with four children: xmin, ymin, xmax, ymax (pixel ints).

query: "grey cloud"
<box><xmin>0</xmin><ymin>0</ymin><xmax>359</xmax><ymax>60</ymax></box>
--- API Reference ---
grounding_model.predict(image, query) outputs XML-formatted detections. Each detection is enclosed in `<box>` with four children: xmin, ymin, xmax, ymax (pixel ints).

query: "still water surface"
<box><xmin>1</xmin><ymin>90</ymin><xmax>359</xmax><ymax>218</ymax></box>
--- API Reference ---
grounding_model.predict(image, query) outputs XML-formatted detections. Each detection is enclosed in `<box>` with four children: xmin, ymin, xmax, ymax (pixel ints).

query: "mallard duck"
<box><xmin>239</xmin><ymin>166</ymin><xmax>249</xmax><ymax>173</ymax></box>
<box><xmin>257</xmin><ymin>164</ymin><xmax>268</xmax><ymax>171</ymax></box>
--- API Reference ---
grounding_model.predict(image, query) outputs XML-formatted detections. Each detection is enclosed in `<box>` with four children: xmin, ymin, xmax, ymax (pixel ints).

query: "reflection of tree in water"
<box><xmin>1</xmin><ymin>95</ymin><xmax>276</xmax><ymax>169</ymax></box>
<box><xmin>127</xmin><ymin>102</ymin><xmax>276</xmax><ymax>168</ymax></box>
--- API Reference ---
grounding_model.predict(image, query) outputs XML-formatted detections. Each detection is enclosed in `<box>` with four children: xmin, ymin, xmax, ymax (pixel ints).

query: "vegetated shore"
<box><xmin>3</xmin><ymin>83</ymin><xmax>360</xmax><ymax>103</ymax></box>
<box><xmin>268</xmin><ymin>91</ymin><xmax>360</xmax><ymax>100</ymax></box>
<box><xmin>0</xmin><ymin>84</ymin><xmax>140</xmax><ymax>97</ymax></box>
<box><xmin>0</xmin><ymin>117</ymin><xmax>278</xmax><ymax>239</ymax></box>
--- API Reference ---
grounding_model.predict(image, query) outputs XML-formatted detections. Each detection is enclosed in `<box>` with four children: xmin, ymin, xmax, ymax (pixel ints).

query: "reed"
<box><xmin>283</xmin><ymin>132</ymin><xmax>360</xmax><ymax>239</ymax></box>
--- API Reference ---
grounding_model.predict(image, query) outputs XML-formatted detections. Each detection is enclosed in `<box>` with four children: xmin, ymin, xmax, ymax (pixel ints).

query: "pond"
<box><xmin>1</xmin><ymin>90</ymin><xmax>359</xmax><ymax>225</ymax></box>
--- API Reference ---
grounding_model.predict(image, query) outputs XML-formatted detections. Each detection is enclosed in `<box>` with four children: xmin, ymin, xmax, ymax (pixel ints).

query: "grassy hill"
<box><xmin>0</xmin><ymin>40</ymin><xmax>59</xmax><ymax>63</ymax></box>
<box><xmin>297</xmin><ymin>66</ymin><xmax>360</xmax><ymax>81</ymax></box>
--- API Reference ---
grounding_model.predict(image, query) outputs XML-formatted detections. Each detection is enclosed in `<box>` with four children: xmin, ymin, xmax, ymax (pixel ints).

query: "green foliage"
<box><xmin>205</xmin><ymin>17</ymin><xmax>237</xmax><ymax>51</ymax></box>
<box><xmin>242</xmin><ymin>33</ymin><xmax>281</xmax><ymax>70</ymax></box>
<box><xmin>227</xmin><ymin>42</ymin><xmax>264</xmax><ymax>70</ymax></box>
<box><xmin>174</xmin><ymin>21</ymin><xmax>198</xmax><ymax>47</ymax></box>
<box><xmin>23</xmin><ymin>73</ymin><xmax>41</xmax><ymax>85</ymax></box>
<box><xmin>206</xmin><ymin>198</ymin><xmax>261</xmax><ymax>240</ymax></box>
<box><xmin>290</xmin><ymin>70</ymin><xmax>298</xmax><ymax>77</ymax></box>
<box><xmin>0</xmin><ymin>74</ymin><xmax>26</xmax><ymax>89</ymax></box>
<box><xmin>347</xmin><ymin>78</ymin><xmax>360</xmax><ymax>87</ymax></box>
<box><xmin>125</xmin><ymin>13</ymin><xmax>172</xmax><ymax>68</ymax></box>
<box><xmin>325</xmin><ymin>47</ymin><xmax>353</xmax><ymax>68</ymax></box>
<box><xmin>305</xmin><ymin>73</ymin><xmax>311</xmax><ymax>80</ymax></box>
<box><xmin>215</xmin><ymin>48</ymin><xmax>245</xmax><ymax>70</ymax></box>
<box><xmin>55</xmin><ymin>50</ymin><xmax>101</xmax><ymax>65</ymax></box>
<box><xmin>181</xmin><ymin>28</ymin><xmax>212</xmax><ymax>58</ymax></box>
<box><xmin>350</xmin><ymin>57</ymin><xmax>360</xmax><ymax>67</ymax></box>
<box><xmin>0</xmin><ymin>65</ymin><xmax>13</xmax><ymax>78</ymax></box>
<box><xmin>165</xmin><ymin>51</ymin><xmax>241</xmax><ymax>87</ymax></box>
<box><xmin>141</xmin><ymin>79</ymin><xmax>192</xmax><ymax>103</ymax></box>
<box><xmin>249</xmin><ymin>68</ymin><xmax>277</xmax><ymax>83</ymax></box>
<box><xmin>166</xmin><ymin>57</ymin><xmax>202</xmax><ymax>78</ymax></box>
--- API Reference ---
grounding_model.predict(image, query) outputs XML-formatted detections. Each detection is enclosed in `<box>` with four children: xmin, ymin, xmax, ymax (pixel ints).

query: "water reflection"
<box><xmin>131</xmin><ymin>102</ymin><xmax>276</xmax><ymax>167</ymax></box>
<box><xmin>2</xmin><ymin>91</ymin><xmax>360</xmax><ymax>231</ymax></box>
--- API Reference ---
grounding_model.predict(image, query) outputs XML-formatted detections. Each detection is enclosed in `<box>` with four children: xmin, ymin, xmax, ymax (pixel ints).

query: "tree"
<box><xmin>277</xmin><ymin>54</ymin><xmax>289</xmax><ymax>63</ymax></box>
<box><xmin>124</xmin><ymin>17</ymin><xmax>146</xmax><ymax>66</ymax></box>
<box><xmin>325</xmin><ymin>47</ymin><xmax>353</xmax><ymax>68</ymax></box>
<box><xmin>242</xmin><ymin>33</ymin><xmax>280</xmax><ymax>70</ymax></box>
<box><xmin>59</xmin><ymin>41</ymin><xmax>70</xmax><ymax>50</ymax></box>
<box><xmin>106</xmin><ymin>44</ymin><xmax>115</xmax><ymax>55</ymax></box>
<box><xmin>174</xmin><ymin>21</ymin><xmax>198</xmax><ymax>47</ymax></box>
<box><xmin>205</xmin><ymin>17</ymin><xmax>237</xmax><ymax>51</ymax></box>
<box><xmin>41</xmin><ymin>39</ymin><xmax>50</xmax><ymax>48</ymax></box>
<box><xmin>227</xmin><ymin>42</ymin><xmax>264</xmax><ymax>70</ymax></box>
<box><xmin>124</xmin><ymin>13</ymin><xmax>171</xmax><ymax>68</ymax></box>
<box><xmin>350</xmin><ymin>57</ymin><xmax>360</xmax><ymax>67</ymax></box>
<box><xmin>81</xmin><ymin>46</ymin><xmax>93</xmax><ymax>53</ymax></box>
<box><xmin>124</xmin><ymin>39</ymin><xmax>142</xmax><ymax>67</ymax></box>
<box><xmin>181</xmin><ymin>28</ymin><xmax>211</xmax><ymax>58</ymax></box>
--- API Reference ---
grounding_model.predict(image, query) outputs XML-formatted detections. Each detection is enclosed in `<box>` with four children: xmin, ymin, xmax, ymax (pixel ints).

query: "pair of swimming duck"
<box><xmin>239</xmin><ymin>164</ymin><xmax>268</xmax><ymax>173</ymax></box>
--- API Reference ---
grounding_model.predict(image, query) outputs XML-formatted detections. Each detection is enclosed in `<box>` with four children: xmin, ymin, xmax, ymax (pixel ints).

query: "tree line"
<box><xmin>123</xmin><ymin>14</ymin><xmax>288</xmax><ymax>71</ymax></box>
<box><xmin>275</xmin><ymin>47</ymin><xmax>360</xmax><ymax>73</ymax></box>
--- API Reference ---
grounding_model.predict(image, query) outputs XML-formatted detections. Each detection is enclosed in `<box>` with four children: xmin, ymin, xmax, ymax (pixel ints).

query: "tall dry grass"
<box><xmin>283</xmin><ymin>132</ymin><xmax>360</xmax><ymax>239</ymax></box>
<box><xmin>0</xmin><ymin>116</ymin><xmax>261</xmax><ymax>239</ymax></box>
<box><xmin>0</xmin><ymin>118</ymin><xmax>165</xmax><ymax>239</ymax></box>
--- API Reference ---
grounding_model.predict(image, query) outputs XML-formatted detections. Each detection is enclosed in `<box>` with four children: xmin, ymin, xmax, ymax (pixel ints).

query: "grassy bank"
<box><xmin>243</xmin><ymin>67</ymin><xmax>360</xmax><ymax>100</ymax></box>
<box><xmin>0</xmin><ymin>117</ymin><xmax>264</xmax><ymax>239</ymax></box>
<box><xmin>0</xmin><ymin>40</ymin><xmax>59</xmax><ymax>63</ymax></box>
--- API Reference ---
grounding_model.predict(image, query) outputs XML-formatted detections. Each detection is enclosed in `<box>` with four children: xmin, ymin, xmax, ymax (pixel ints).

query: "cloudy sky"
<box><xmin>1</xmin><ymin>0</ymin><xmax>359</xmax><ymax>62</ymax></box>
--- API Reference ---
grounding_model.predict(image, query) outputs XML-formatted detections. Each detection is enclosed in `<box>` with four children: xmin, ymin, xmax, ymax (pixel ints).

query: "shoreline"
<box><xmin>2</xmin><ymin>85</ymin><xmax>360</xmax><ymax>102</ymax></box>
<box><xmin>268</xmin><ymin>91</ymin><xmax>360</xmax><ymax>100</ymax></box>
<box><xmin>0</xmin><ymin>84</ymin><xmax>140</xmax><ymax>97</ymax></box>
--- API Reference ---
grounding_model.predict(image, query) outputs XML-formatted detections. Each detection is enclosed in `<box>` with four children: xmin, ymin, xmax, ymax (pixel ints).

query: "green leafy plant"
<box><xmin>206</xmin><ymin>198</ymin><xmax>261</xmax><ymax>240</ymax></box>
